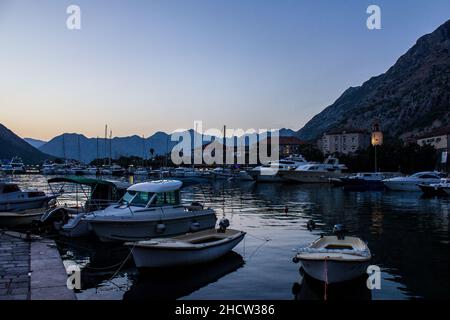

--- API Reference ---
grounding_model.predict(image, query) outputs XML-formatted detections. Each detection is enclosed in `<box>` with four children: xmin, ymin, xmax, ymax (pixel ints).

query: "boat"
<box><xmin>83</xmin><ymin>180</ymin><xmax>217</xmax><ymax>242</ymax></box>
<box><xmin>383</xmin><ymin>171</ymin><xmax>445</xmax><ymax>191</ymax></box>
<box><xmin>292</xmin><ymin>225</ymin><xmax>371</xmax><ymax>283</ymax></box>
<box><xmin>0</xmin><ymin>182</ymin><xmax>57</xmax><ymax>212</ymax></box>
<box><xmin>0</xmin><ymin>208</ymin><xmax>50</xmax><ymax>228</ymax></box>
<box><xmin>125</xmin><ymin>227</ymin><xmax>246</xmax><ymax>268</ymax></box>
<box><xmin>279</xmin><ymin>156</ymin><xmax>347</xmax><ymax>183</ymax></box>
<box><xmin>249</xmin><ymin>155</ymin><xmax>308</xmax><ymax>182</ymax></box>
<box><xmin>0</xmin><ymin>157</ymin><xmax>26</xmax><ymax>174</ymax></box>
<box><xmin>339</xmin><ymin>172</ymin><xmax>400</xmax><ymax>191</ymax></box>
<box><xmin>38</xmin><ymin>176</ymin><xmax>129</xmax><ymax>237</ymax></box>
<box><xmin>419</xmin><ymin>177</ymin><xmax>450</xmax><ymax>196</ymax></box>
<box><xmin>133</xmin><ymin>167</ymin><xmax>149</xmax><ymax>176</ymax></box>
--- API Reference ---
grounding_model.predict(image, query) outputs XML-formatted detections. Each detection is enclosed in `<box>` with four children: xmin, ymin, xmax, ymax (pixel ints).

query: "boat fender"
<box><xmin>284</xmin><ymin>206</ymin><xmax>289</xmax><ymax>214</ymax></box>
<box><xmin>218</xmin><ymin>217</ymin><xmax>230</xmax><ymax>233</ymax></box>
<box><xmin>156</xmin><ymin>222</ymin><xmax>166</xmax><ymax>234</ymax></box>
<box><xmin>190</xmin><ymin>221</ymin><xmax>200</xmax><ymax>232</ymax></box>
<box><xmin>292</xmin><ymin>256</ymin><xmax>300</xmax><ymax>264</ymax></box>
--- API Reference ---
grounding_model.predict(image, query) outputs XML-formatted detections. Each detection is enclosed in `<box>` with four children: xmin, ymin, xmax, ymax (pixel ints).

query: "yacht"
<box><xmin>83</xmin><ymin>180</ymin><xmax>217</xmax><ymax>242</ymax></box>
<box><xmin>279</xmin><ymin>156</ymin><xmax>347</xmax><ymax>183</ymax></box>
<box><xmin>1</xmin><ymin>157</ymin><xmax>25</xmax><ymax>174</ymax></box>
<box><xmin>249</xmin><ymin>155</ymin><xmax>308</xmax><ymax>182</ymax></box>
<box><xmin>339</xmin><ymin>172</ymin><xmax>400</xmax><ymax>191</ymax></box>
<box><xmin>41</xmin><ymin>161</ymin><xmax>57</xmax><ymax>175</ymax></box>
<box><xmin>418</xmin><ymin>177</ymin><xmax>450</xmax><ymax>196</ymax></box>
<box><xmin>383</xmin><ymin>171</ymin><xmax>445</xmax><ymax>191</ymax></box>
<box><xmin>0</xmin><ymin>182</ymin><xmax>56</xmax><ymax>212</ymax></box>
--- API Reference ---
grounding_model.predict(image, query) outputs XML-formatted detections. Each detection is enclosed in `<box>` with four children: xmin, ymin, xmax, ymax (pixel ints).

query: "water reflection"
<box><xmin>124</xmin><ymin>252</ymin><xmax>244</xmax><ymax>300</ymax></box>
<box><xmin>5</xmin><ymin>175</ymin><xmax>450</xmax><ymax>299</ymax></box>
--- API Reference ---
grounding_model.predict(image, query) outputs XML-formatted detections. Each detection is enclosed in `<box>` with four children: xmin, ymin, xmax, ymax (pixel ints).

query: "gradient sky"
<box><xmin>1</xmin><ymin>0</ymin><xmax>449</xmax><ymax>140</ymax></box>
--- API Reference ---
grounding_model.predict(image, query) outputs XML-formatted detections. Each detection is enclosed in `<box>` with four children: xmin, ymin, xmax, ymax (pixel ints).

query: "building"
<box><xmin>259</xmin><ymin>136</ymin><xmax>307</xmax><ymax>157</ymax></box>
<box><xmin>416</xmin><ymin>127</ymin><xmax>450</xmax><ymax>151</ymax></box>
<box><xmin>319</xmin><ymin>129</ymin><xmax>370</xmax><ymax>155</ymax></box>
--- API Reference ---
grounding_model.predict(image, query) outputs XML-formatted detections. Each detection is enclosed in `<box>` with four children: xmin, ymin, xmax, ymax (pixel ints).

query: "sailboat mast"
<box><xmin>104</xmin><ymin>124</ymin><xmax>107</xmax><ymax>166</ymax></box>
<box><xmin>62</xmin><ymin>134</ymin><xmax>66</xmax><ymax>160</ymax></box>
<box><xmin>109</xmin><ymin>130</ymin><xmax>112</xmax><ymax>166</ymax></box>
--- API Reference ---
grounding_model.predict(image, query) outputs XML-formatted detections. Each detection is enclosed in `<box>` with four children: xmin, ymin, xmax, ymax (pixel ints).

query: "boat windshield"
<box><xmin>120</xmin><ymin>191</ymin><xmax>154</xmax><ymax>207</ymax></box>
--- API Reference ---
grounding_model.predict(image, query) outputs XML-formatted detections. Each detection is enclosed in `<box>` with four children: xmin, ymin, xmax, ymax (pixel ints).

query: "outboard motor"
<box><xmin>332</xmin><ymin>224</ymin><xmax>347</xmax><ymax>240</ymax></box>
<box><xmin>218</xmin><ymin>217</ymin><xmax>230</xmax><ymax>233</ymax></box>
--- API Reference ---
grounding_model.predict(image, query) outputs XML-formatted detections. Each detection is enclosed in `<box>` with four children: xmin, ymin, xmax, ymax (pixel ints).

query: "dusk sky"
<box><xmin>1</xmin><ymin>0</ymin><xmax>449</xmax><ymax>140</ymax></box>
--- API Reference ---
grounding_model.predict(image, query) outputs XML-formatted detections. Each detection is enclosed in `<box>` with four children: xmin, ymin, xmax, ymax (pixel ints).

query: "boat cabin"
<box><xmin>120</xmin><ymin>180</ymin><xmax>183</xmax><ymax>208</ymax></box>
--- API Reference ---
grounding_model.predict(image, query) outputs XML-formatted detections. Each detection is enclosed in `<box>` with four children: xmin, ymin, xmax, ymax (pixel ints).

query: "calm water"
<box><xmin>7</xmin><ymin>175</ymin><xmax>450</xmax><ymax>300</ymax></box>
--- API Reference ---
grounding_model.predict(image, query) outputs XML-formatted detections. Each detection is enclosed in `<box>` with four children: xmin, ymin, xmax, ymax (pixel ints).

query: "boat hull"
<box><xmin>340</xmin><ymin>178</ymin><xmax>385</xmax><ymax>191</ymax></box>
<box><xmin>88</xmin><ymin>213</ymin><xmax>217</xmax><ymax>242</ymax></box>
<box><xmin>300</xmin><ymin>259</ymin><xmax>370</xmax><ymax>284</ymax></box>
<box><xmin>0</xmin><ymin>210</ymin><xmax>44</xmax><ymax>227</ymax></box>
<box><xmin>280</xmin><ymin>171</ymin><xmax>344</xmax><ymax>183</ymax></box>
<box><xmin>130</xmin><ymin>232</ymin><xmax>245</xmax><ymax>268</ymax></box>
<box><xmin>0</xmin><ymin>197</ymin><xmax>51</xmax><ymax>212</ymax></box>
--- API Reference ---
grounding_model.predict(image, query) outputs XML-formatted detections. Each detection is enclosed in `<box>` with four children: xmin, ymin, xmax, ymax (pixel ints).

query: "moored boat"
<box><xmin>125</xmin><ymin>227</ymin><xmax>246</xmax><ymax>268</ymax></box>
<box><xmin>293</xmin><ymin>225</ymin><xmax>371</xmax><ymax>283</ymax></box>
<box><xmin>419</xmin><ymin>177</ymin><xmax>450</xmax><ymax>196</ymax></box>
<box><xmin>83</xmin><ymin>180</ymin><xmax>217</xmax><ymax>242</ymax></box>
<box><xmin>279</xmin><ymin>156</ymin><xmax>347</xmax><ymax>183</ymax></box>
<box><xmin>340</xmin><ymin>172</ymin><xmax>400</xmax><ymax>191</ymax></box>
<box><xmin>383</xmin><ymin>171</ymin><xmax>445</xmax><ymax>191</ymax></box>
<box><xmin>0</xmin><ymin>182</ymin><xmax>57</xmax><ymax>212</ymax></box>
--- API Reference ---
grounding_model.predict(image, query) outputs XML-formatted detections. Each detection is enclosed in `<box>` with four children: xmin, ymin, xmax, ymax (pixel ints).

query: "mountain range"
<box><xmin>297</xmin><ymin>19</ymin><xmax>450</xmax><ymax>141</ymax></box>
<box><xmin>0</xmin><ymin>124</ymin><xmax>52</xmax><ymax>164</ymax></box>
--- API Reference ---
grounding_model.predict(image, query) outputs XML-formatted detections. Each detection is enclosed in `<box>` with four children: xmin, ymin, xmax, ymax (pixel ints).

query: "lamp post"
<box><xmin>371</xmin><ymin>121</ymin><xmax>383</xmax><ymax>172</ymax></box>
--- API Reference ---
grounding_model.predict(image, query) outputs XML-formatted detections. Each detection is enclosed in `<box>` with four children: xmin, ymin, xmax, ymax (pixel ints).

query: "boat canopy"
<box><xmin>48</xmin><ymin>176</ymin><xmax>129</xmax><ymax>190</ymax></box>
<box><xmin>128</xmin><ymin>180</ymin><xmax>183</xmax><ymax>193</ymax></box>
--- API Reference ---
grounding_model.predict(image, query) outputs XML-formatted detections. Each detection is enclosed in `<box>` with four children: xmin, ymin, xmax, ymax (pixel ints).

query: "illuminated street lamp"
<box><xmin>371</xmin><ymin>121</ymin><xmax>383</xmax><ymax>172</ymax></box>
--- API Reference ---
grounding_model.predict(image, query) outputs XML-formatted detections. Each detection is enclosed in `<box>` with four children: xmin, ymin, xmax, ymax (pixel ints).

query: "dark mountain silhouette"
<box><xmin>297</xmin><ymin>20</ymin><xmax>450</xmax><ymax>141</ymax></box>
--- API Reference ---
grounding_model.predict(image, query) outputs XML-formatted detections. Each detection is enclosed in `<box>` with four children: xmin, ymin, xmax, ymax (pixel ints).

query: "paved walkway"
<box><xmin>0</xmin><ymin>231</ymin><xmax>76</xmax><ymax>300</ymax></box>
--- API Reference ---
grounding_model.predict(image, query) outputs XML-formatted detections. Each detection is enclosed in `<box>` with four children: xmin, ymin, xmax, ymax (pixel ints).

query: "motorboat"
<box><xmin>211</xmin><ymin>167</ymin><xmax>235</xmax><ymax>180</ymax></box>
<box><xmin>1</xmin><ymin>157</ymin><xmax>25</xmax><ymax>174</ymax></box>
<box><xmin>249</xmin><ymin>155</ymin><xmax>308</xmax><ymax>182</ymax></box>
<box><xmin>419</xmin><ymin>177</ymin><xmax>450</xmax><ymax>196</ymax></box>
<box><xmin>383</xmin><ymin>171</ymin><xmax>445</xmax><ymax>191</ymax></box>
<box><xmin>340</xmin><ymin>172</ymin><xmax>400</xmax><ymax>191</ymax></box>
<box><xmin>293</xmin><ymin>225</ymin><xmax>371</xmax><ymax>283</ymax></box>
<box><xmin>125</xmin><ymin>227</ymin><xmax>245</xmax><ymax>268</ymax></box>
<box><xmin>41</xmin><ymin>161</ymin><xmax>57</xmax><ymax>175</ymax></box>
<box><xmin>84</xmin><ymin>166</ymin><xmax>100</xmax><ymax>175</ymax></box>
<box><xmin>83</xmin><ymin>180</ymin><xmax>217</xmax><ymax>242</ymax></box>
<box><xmin>38</xmin><ymin>176</ymin><xmax>129</xmax><ymax>237</ymax></box>
<box><xmin>0</xmin><ymin>182</ymin><xmax>57</xmax><ymax>212</ymax></box>
<box><xmin>133</xmin><ymin>167</ymin><xmax>149</xmax><ymax>176</ymax></box>
<box><xmin>279</xmin><ymin>156</ymin><xmax>347</xmax><ymax>183</ymax></box>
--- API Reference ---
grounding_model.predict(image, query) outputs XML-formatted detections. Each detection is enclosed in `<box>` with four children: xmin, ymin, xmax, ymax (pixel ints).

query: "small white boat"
<box><xmin>383</xmin><ymin>171</ymin><xmax>445</xmax><ymax>191</ymax></box>
<box><xmin>293</xmin><ymin>228</ymin><xmax>371</xmax><ymax>283</ymax></box>
<box><xmin>125</xmin><ymin>228</ymin><xmax>246</xmax><ymax>268</ymax></box>
<box><xmin>0</xmin><ymin>182</ymin><xmax>56</xmax><ymax>212</ymax></box>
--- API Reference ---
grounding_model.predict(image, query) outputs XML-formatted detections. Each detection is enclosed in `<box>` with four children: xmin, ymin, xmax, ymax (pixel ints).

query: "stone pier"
<box><xmin>0</xmin><ymin>231</ymin><xmax>76</xmax><ymax>300</ymax></box>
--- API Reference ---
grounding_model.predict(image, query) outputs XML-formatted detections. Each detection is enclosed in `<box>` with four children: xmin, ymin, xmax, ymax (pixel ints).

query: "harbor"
<box><xmin>1</xmin><ymin>172</ymin><xmax>449</xmax><ymax>300</ymax></box>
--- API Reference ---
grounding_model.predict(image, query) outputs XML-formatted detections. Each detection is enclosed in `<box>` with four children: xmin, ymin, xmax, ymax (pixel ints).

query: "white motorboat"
<box><xmin>419</xmin><ymin>177</ymin><xmax>450</xmax><ymax>196</ymax></box>
<box><xmin>383</xmin><ymin>171</ymin><xmax>445</xmax><ymax>191</ymax></box>
<box><xmin>133</xmin><ymin>167</ymin><xmax>149</xmax><ymax>176</ymax></box>
<box><xmin>1</xmin><ymin>157</ymin><xmax>25</xmax><ymax>174</ymax></box>
<box><xmin>41</xmin><ymin>161</ymin><xmax>57</xmax><ymax>175</ymax></box>
<box><xmin>0</xmin><ymin>182</ymin><xmax>56</xmax><ymax>212</ymax></box>
<box><xmin>339</xmin><ymin>172</ymin><xmax>400</xmax><ymax>191</ymax></box>
<box><xmin>249</xmin><ymin>155</ymin><xmax>308</xmax><ymax>182</ymax></box>
<box><xmin>293</xmin><ymin>226</ymin><xmax>371</xmax><ymax>283</ymax></box>
<box><xmin>279</xmin><ymin>156</ymin><xmax>347</xmax><ymax>183</ymax></box>
<box><xmin>125</xmin><ymin>228</ymin><xmax>246</xmax><ymax>268</ymax></box>
<box><xmin>83</xmin><ymin>180</ymin><xmax>217</xmax><ymax>242</ymax></box>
